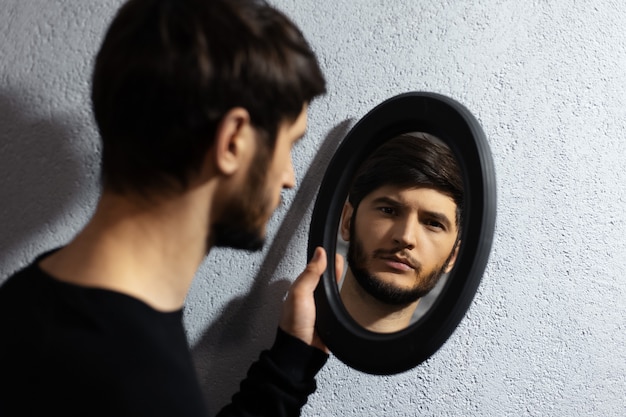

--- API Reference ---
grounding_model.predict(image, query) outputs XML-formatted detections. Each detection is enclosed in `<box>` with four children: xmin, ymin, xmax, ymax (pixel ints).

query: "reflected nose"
<box><xmin>391</xmin><ymin>216</ymin><xmax>418</xmax><ymax>249</ymax></box>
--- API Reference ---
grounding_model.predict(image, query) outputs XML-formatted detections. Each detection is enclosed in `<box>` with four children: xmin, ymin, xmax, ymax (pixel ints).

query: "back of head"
<box><xmin>92</xmin><ymin>0</ymin><xmax>326</xmax><ymax>195</ymax></box>
<box><xmin>348</xmin><ymin>133</ymin><xmax>464</xmax><ymax>230</ymax></box>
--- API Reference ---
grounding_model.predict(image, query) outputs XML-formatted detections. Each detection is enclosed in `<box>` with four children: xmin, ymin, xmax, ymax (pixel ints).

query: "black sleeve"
<box><xmin>216</xmin><ymin>328</ymin><xmax>328</xmax><ymax>417</ymax></box>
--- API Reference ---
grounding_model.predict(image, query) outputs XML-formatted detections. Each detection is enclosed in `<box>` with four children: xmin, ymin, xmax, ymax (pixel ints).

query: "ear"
<box><xmin>212</xmin><ymin>107</ymin><xmax>253</xmax><ymax>176</ymax></box>
<box><xmin>340</xmin><ymin>202</ymin><xmax>354</xmax><ymax>242</ymax></box>
<box><xmin>444</xmin><ymin>240</ymin><xmax>461</xmax><ymax>273</ymax></box>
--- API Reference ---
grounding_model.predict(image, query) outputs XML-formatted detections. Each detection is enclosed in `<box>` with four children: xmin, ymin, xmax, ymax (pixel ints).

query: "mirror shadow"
<box><xmin>190</xmin><ymin>120</ymin><xmax>352</xmax><ymax>414</ymax></box>
<box><xmin>336</xmin><ymin>132</ymin><xmax>463</xmax><ymax>334</ymax></box>
<box><xmin>309</xmin><ymin>92</ymin><xmax>497</xmax><ymax>375</ymax></box>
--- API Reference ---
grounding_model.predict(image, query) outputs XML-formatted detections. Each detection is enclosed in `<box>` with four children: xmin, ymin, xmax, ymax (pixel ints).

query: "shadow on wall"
<box><xmin>0</xmin><ymin>87</ymin><xmax>98</xmax><ymax>279</ymax></box>
<box><xmin>191</xmin><ymin>119</ymin><xmax>354</xmax><ymax>414</ymax></box>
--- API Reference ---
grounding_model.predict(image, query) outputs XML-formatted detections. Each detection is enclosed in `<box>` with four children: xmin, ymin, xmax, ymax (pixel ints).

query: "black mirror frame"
<box><xmin>308</xmin><ymin>92</ymin><xmax>497</xmax><ymax>375</ymax></box>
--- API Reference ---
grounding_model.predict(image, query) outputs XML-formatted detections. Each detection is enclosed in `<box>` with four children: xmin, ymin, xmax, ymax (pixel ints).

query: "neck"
<box><xmin>340</xmin><ymin>269</ymin><xmax>418</xmax><ymax>333</ymax></box>
<box><xmin>40</xmin><ymin>183</ymin><xmax>216</xmax><ymax>312</ymax></box>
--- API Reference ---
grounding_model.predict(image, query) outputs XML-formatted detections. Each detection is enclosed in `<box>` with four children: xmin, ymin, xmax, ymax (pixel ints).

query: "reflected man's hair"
<box><xmin>348</xmin><ymin>133</ymin><xmax>464</xmax><ymax>232</ymax></box>
<box><xmin>92</xmin><ymin>0</ymin><xmax>326</xmax><ymax>195</ymax></box>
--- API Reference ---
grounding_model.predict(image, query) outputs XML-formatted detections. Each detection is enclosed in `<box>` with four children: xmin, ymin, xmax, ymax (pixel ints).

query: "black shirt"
<box><xmin>0</xmin><ymin>254</ymin><xmax>327</xmax><ymax>416</ymax></box>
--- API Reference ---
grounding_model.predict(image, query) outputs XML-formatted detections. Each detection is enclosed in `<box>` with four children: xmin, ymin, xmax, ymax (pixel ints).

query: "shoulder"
<box><xmin>0</xmin><ymin>257</ymin><xmax>208</xmax><ymax>417</ymax></box>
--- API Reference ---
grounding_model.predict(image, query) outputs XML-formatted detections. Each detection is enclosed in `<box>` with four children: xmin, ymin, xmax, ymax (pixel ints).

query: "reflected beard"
<box><xmin>347</xmin><ymin>221</ymin><xmax>446</xmax><ymax>306</ymax></box>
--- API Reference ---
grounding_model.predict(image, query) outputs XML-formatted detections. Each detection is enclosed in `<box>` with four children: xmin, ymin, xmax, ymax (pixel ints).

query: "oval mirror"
<box><xmin>309</xmin><ymin>92</ymin><xmax>496</xmax><ymax>375</ymax></box>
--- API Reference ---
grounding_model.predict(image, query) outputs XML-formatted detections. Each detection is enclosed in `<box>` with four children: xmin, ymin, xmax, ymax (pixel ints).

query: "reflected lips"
<box><xmin>379</xmin><ymin>255</ymin><xmax>416</xmax><ymax>272</ymax></box>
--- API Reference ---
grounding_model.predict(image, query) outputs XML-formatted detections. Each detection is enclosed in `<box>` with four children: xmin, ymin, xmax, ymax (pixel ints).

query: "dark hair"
<box><xmin>348</xmin><ymin>133</ymin><xmax>464</xmax><ymax>231</ymax></box>
<box><xmin>92</xmin><ymin>0</ymin><xmax>326</xmax><ymax>194</ymax></box>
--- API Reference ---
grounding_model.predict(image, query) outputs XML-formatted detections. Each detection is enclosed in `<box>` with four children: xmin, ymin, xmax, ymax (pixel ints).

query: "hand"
<box><xmin>279</xmin><ymin>247</ymin><xmax>344</xmax><ymax>353</ymax></box>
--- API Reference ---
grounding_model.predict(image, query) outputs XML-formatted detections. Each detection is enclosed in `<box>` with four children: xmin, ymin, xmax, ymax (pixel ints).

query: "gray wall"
<box><xmin>1</xmin><ymin>1</ymin><xmax>625</xmax><ymax>416</ymax></box>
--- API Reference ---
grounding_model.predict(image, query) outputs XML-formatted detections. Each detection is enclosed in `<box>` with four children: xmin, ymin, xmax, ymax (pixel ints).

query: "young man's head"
<box><xmin>340</xmin><ymin>133</ymin><xmax>463</xmax><ymax>306</ymax></box>
<box><xmin>91</xmin><ymin>0</ymin><xmax>326</xmax><ymax>250</ymax></box>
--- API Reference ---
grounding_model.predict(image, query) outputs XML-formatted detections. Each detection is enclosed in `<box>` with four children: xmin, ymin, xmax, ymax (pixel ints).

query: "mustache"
<box><xmin>372</xmin><ymin>248</ymin><xmax>422</xmax><ymax>271</ymax></box>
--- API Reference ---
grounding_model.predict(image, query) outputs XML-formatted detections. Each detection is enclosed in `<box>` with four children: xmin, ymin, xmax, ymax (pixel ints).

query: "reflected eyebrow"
<box><xmin>370</xmin><ymin>196</ymin><xmax>403</xmax><ymax>208</ymax></box>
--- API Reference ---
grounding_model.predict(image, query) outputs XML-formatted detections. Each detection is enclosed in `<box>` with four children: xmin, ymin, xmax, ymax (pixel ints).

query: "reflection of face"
<box><xmin>342</xmin><ymin>185</ymin><xmax>459</xmax><ymax>306</ymax></box>
<box><xmin>213</xmin><ymin>106</ymin><xmax>307</xmax><ymax>250</ymax></box>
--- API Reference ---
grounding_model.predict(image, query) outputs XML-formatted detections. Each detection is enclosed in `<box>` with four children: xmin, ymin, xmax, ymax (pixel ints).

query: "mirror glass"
<box><xmin>309</xmin><ymin>92</ymin><xmax>496</xmax><ymax>375</ymax></box>
<box><xmin>336</xmin><ymin>132</ymin><xmax>462</xmax><ymax>334</ymax></box>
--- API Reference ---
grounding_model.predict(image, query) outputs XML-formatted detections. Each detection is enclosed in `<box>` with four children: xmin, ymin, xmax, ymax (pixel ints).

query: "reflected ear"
<box><xmin>340</xmin><ymin>202</ymin><xmax>353</xmax><ymax>242</ymax></box>
<box><xmin>212</xmin><ymin>107</ymin><xmax>252</xmax><ymax>176</ymax></box>
<box><xmin>444</xmin><ymin>240</ymin><xmax>461</xmax><ymax>273</ymax></box>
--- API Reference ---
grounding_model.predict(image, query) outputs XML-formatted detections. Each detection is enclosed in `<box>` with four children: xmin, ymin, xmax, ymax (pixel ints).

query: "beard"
<box><xmin>212</xmin><ymin>144</ymin><xmax>273</xmax><ymax>252</ymax></box>
<box><xmin>347</xmin><ymin>220</ymin><xmax>449</xmax><ymax>306</ymax></box>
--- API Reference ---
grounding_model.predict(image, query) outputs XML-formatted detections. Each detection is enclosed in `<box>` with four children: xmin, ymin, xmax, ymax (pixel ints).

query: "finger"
<box><xmin>335</xmin><ymin>253</ymin><xmax>345</xmax><ymax>284</ymax></box>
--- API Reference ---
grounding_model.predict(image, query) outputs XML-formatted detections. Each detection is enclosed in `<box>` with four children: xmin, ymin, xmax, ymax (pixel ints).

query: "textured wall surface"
<box><xmin>1</xmin><ymin>1</ymin><xmax>625</xmax><ymax>416</ymax></box>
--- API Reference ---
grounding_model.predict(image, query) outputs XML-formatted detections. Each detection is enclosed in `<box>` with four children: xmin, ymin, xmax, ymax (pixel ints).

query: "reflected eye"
<box><xmin>424</xmin><ymin>219</ymin><xmax>445</xmax><ymax>231</ymax></box>
<box><xmin>378</xmin><ymin>207</ymin><xmax>396</xmax><ymax>215</ymax></box>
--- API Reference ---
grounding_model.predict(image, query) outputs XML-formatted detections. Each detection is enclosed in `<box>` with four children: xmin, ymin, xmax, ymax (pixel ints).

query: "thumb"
<box><xmin>279</xmin><ymin>247</ymin><xmax>328</xmax><ymax>349</ymax></box>
<box><xmin>295</xmin><ymin>247</ymin><xmax>327</xmax><ymax>291</ymax></box>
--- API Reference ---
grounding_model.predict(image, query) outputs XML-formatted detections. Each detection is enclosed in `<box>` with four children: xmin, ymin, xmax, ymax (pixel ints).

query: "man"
<box><xmin>339</xmin><ymin>133</ymin><xmax>463</xmax><ymax>333</ymax></box>
<box><xmin>0</xmin><ymin>0</ymin><xmax>339</xmax><ymax>415</ymax></box>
